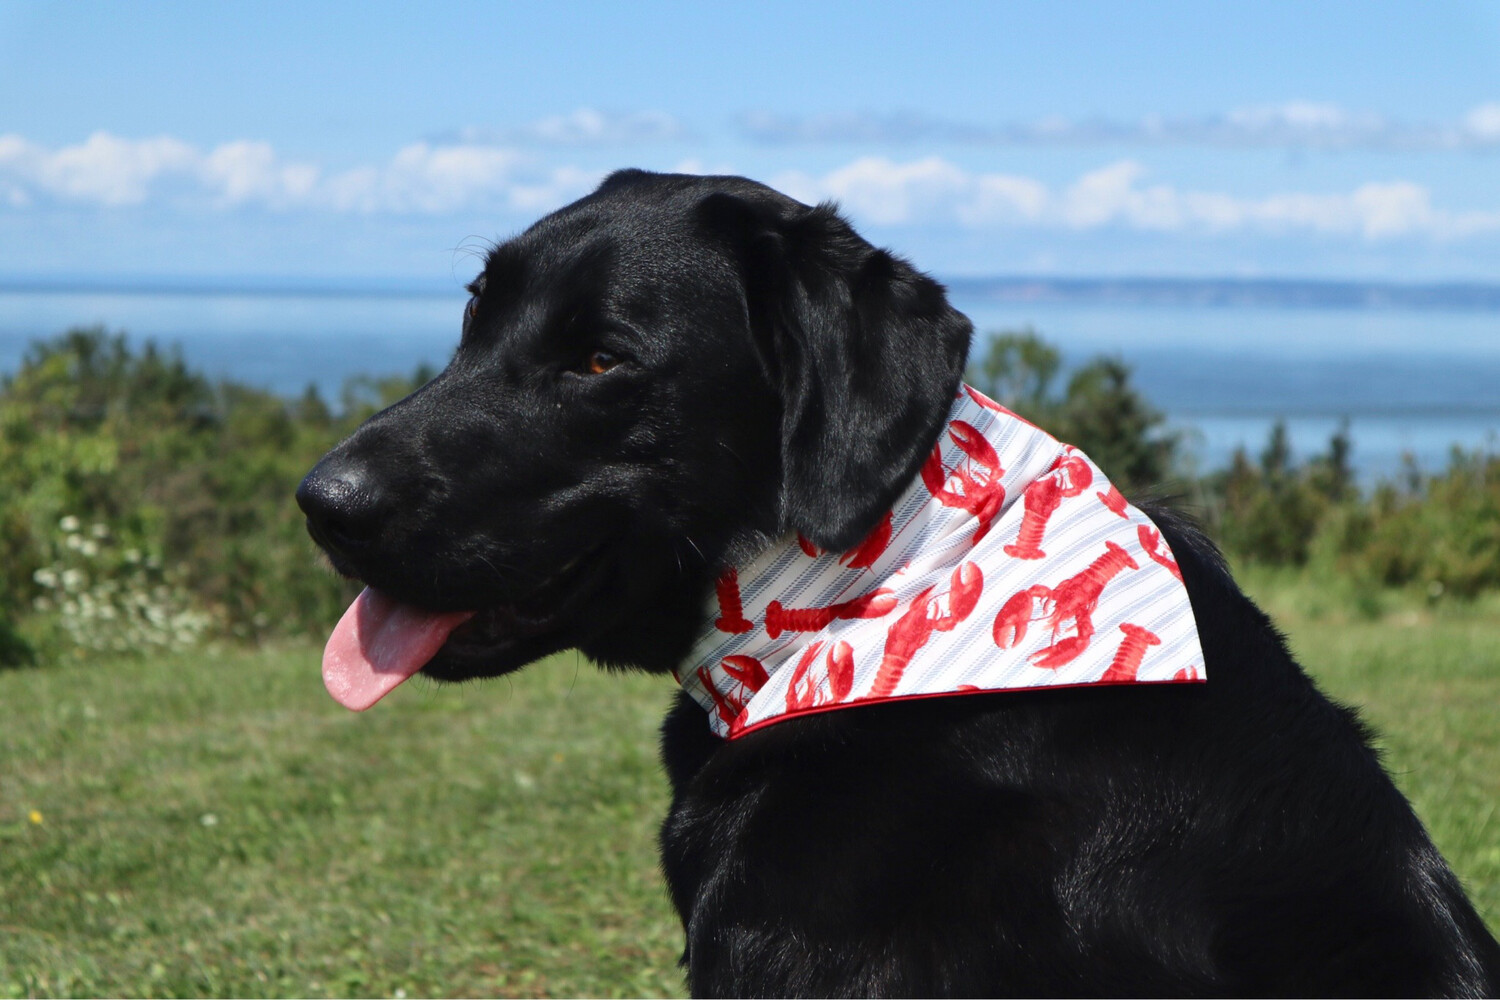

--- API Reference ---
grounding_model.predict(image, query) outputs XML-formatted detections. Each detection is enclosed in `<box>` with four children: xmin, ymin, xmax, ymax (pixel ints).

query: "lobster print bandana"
<box><xmin>677</xmin><ymin>385</ymin><xmax>1206</xmax><ymax>739</ymax></box>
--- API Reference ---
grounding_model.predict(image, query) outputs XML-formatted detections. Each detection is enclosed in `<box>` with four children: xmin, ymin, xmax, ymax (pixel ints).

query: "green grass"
<box><xmin>0</xmin><ymin>647</ymin><xmax>685</xmax><ymax>998</ymax></box>
<box><xmin>2</xmin><ymin>580</ymin><xmax>1497</xmax><ymax>997</ymax></box>
<box><xmin>1236</xmin><ymin>568</ymin><xmax>1500</xmax><ymax>929</ymax></box>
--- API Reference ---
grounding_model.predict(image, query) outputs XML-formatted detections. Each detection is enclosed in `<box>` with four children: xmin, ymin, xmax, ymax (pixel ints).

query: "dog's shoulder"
<box><xmin>659</xmin><ymin>501</ymin><xmax>1500</xmax><ymax>996</ymax></box>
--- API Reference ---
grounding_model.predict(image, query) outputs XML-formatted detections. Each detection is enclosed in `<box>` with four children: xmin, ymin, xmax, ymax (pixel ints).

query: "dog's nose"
<box><xmin>296</xmin><ymin>454</ymin><xmax>391</xmax><ymax>555</ymax></box>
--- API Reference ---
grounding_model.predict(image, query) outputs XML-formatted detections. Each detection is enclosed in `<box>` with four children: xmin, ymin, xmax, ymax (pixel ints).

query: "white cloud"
<box><xmin>773</xmin><ymin>157</ymin><xmax>1045</xmax><ymax>226</ymax></box>
<box><xmin>738</xmin><ymin>110</ymin><xmax>982</xmax><ymax>145</ymax></box>
<box><xmin>203</xmin><ymin>140</ymin><xmax>319</xmax><ymax>207</ymax></box>
<box><xmin>740</xmin><ymin>102</ymin><xmax>1500</xmax><ymax>151</ymax></box>
<box><xmin>1226</xmin><ymin>101</ymin><xmax>1358</xmax><ymax>132</ymax></box>
<box><xmin>505</xmin><ymin>164</ymin><xmax>604</xmax><ymax>212</ymax></box>
<box><xmin>813</xmin><ymin>156</ymin><xmax>969</xmax><ymax>225</ymax></box>
<box><xmin>962</xmin><ymin>173</ymin><xmax>1050</xmax><ymax>226</ymax></box>
<box><xmin>0</xmin><ymin>132</ymin><xmax>602</xmax><ymax>216</ymax></box>
<box><xmin>448</xmin><ymin>108</ymin><xmax>689</xmax><ymax>146</ymax></box>
<box><xmin>779</xmin><ymin>156</ymin><xmax>1500</xmax><ymax>241</ymax></box>
<box><xmin>4</xmin><ymin>132</ymin><xmax>1498</xmax><ymax>244</ymax></box>
<box><xmin>0</xmin><ymin>132</ymin><xmax>199</xmax><ymax>206</ymax></box>
<box><xmin>1465</xmin><ymin>103</ymin><xmax>1500</xmax><ymax>142</ymax></box>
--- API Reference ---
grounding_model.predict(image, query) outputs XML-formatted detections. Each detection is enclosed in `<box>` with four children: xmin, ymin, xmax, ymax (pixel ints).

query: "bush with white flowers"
<box><xmin>30</xmin><ymin>515</ymin><xmax>214</xmax><ymax>654</ymax></box>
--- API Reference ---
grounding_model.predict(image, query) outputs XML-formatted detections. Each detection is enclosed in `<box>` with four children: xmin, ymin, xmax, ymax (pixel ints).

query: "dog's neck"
<box><xmin>675</xmin><ymin>385</ymin><xmax>1206</xmax><ymax>739</ymax></box>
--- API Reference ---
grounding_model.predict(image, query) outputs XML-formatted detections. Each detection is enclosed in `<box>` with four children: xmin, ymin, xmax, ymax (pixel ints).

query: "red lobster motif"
<box><xmin>963</xmin><ymin>384</ymin><xmax>1006</xmax><ymax>412</ymax></box>
<box><xmin>992</xmin><ymin>541</ymin><xmax>1141</xmax><ymax>669</ymax></box>
<box><xmin>795</xmin><ymin>510</ymin><xmax>893</xmax><ymax>570</ymax></box>
<box><xmin>713</xmin><ymin>568</ymin><xmax>754</xmax><ymax>634</ymax></box>
<box><xmin>1003</xmin><ymin>450</ymin><xmax>1093</xmax><ymax>560</ymax></box>
<box><xmin>764</xmin><ymin>588</ymin><xmax>897</xmax><ymax>639</ymax></box>
<box><xmin>696</xmin><ymin>654</ymin><xmax>769</xmax><ymax>729</ymax></box>
<box><xmin>1097</xmin><ymin>483</ymin><xmax>1129</xmax><ymax>519</ymax></box>
<box><xmin>921</xmin><ymin>420</ymin><xmax>1007</xmax><ymax>544</ymax></box>
<box><xmin>1099</xmin><ymin>623</ymin><xmax>1161</xmax><ymax>683</ymax></box>
<box><xmin>1137</xmin><ymin>524</ymin><xmax>1183</xmax><ymax>583</ymax></box>
<box><xmin>841</xmin><ymin>510</ymin><xmax>893</xmax><ymax>570</ymax></box>
<box><xmin>867</xmin><ymin>562</ymin><xmax>984</xmax><ymax>699</ymax></box>
<box><xmin>785</xmin><ymin>640</ymin><xmax>855</xmax><ymax>712</ymax></box>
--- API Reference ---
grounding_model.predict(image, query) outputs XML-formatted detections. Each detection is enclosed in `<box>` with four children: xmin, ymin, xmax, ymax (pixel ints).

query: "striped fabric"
<box><xmin>677</xmin><ymin>385</ymin><xmax>1205</xmax><ymax>740</ymax></box>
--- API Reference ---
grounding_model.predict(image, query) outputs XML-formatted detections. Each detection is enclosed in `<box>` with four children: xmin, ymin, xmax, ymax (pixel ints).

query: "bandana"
<box><xmin>676</xmin><ymin>385</ymin><xmax>1205</xmax><ymax>739</ymax></box>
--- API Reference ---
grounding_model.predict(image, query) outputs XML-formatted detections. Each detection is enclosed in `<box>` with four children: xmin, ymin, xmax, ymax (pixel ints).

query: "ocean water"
<box><xmin>957</xmin><ymin>300</ymin><xmax>1500</xmax><ymax>481</ymax></box>
<box><xmin>1</xmin><ymin>288</ymin><xmax>1496</xmax><ymax>483</ymax></box>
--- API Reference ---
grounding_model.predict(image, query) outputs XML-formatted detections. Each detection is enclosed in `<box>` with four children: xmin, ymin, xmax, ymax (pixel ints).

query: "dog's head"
<box><xmin>297</xmin><ymin>171</ymin><xmax>971</xmax><ymax>701</ymax></box>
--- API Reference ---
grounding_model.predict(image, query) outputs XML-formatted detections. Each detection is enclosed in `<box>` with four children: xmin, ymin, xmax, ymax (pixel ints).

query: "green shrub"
<box><xmin>965</xmin><ymin>329</ymin><xmax>1179</xmax><ymax>495</ymax></box>
<box><xmin>968</xmin><ymin>329</ymin><xmax>1499</xmax><ymax>602</ymax></box>
<box><xmin>1213</xmin><ymin>424</ymin><xmax>1332</xmax><ymax>567</ymax></box>
<box><xmin>0</xmin><ymin>327</ymin><xmax>425</xmax><ymax>662</ymax></box>
<box><xmin>1358</xmin><ymin>450</ymin><xmax>1500</xmax><ymax>598</ymax></box>
<box><xmin>1208</xmin><ymin>423</ymin><xmax>1499</xmax><ymax>600</ymax></box>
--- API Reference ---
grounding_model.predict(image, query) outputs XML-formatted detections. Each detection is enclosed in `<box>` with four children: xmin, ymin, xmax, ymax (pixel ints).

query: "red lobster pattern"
<box><xmin>695</xmin><ymin>654</ymin><xmax>769</xmax><ymax>729</ymax></box>
<box><xmin>867</xmin><ymin>562</ymin><xmax>984</xmax><ymax>698</ymax></box>
<box><xmin>921</xmin><ymin>420</ymin><xmax>1007</xmax><ymax>543</ymax></box>
<box><xmin>765</xmin><ymin>588</ymin><xmax>897</xmax><ymax>639</ymax></box>
<box><xmin>992</xmin><ymin>541</ymin><xmax>1141</xmax><ymax>668</ymax></box>
<box><xmin>1004</xmin><ymin>449</ymin><xmax>1093</xmax><ymax>560</ymax></box>
<box><xmin>1099</xmin><ymin>623</ymin><xmax>1161</xmax><ymax>683</ymax></box>
<box><xmin>795</xmin><ymin>510</ymin><xmax>893</xmax><ymax>570</ymax></box>
<box><xmin>1097</xmin><ymin>483</ymin><xmax>1129</xmax><ymax>519</ymax></box>
<box><xmin>713</xmin><ymin>568</ymin><xmax>754</xmax><ymax>634</ymax></box>
<box><xmin>1137</xmin><ymin>524</ymin><xmax>1183</xmax><ymax>583</ymax></box>
<box><xmin>678</xmin><ymin>385</ymin><xmax>1205</xmax><ymax>739</ymax></box>
<box><xmin>785</xmin><ymin>641</ymin><xmax>855</xmax><ymax>712</ymax></box>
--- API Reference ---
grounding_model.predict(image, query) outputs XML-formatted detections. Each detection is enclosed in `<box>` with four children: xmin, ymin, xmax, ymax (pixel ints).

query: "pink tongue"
<box><xmin>322</xmin><ymin>587</ymin><xmax>476</xmax><ymax>711</ymax></box>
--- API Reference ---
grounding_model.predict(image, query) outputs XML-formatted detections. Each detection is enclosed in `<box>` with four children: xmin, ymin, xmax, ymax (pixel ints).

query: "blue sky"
<box><xmin>3</xmin><ymin>0</ymin><xmax>1499</xmax><ymax>284</ymax></box>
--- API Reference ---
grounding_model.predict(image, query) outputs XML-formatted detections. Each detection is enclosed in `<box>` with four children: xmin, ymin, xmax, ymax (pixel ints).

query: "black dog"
<box><xmin>298</xmin><ymin>170</ymin><xmax>1500</xmax><ymax>996</ymax></box>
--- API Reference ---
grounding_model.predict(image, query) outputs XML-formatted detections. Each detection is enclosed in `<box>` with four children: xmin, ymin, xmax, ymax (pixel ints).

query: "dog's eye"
<box><xmin>583</xmin><ymin>350</ymin><xmax>622</xmax><ymax>375</ymax></box>
<box><xmin>464</xmin><ymin>295</ymin><xmax>479</xmax><ymax>324</ymax></box>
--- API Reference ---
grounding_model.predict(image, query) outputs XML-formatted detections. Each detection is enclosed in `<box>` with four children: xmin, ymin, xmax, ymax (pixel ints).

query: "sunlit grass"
<box><xmin>2</xmin><ymin>579</ymin><xmax>1496</xmax><ymax>997</ymax></box>
<box><xmin>1</xmin><ymin>645</ymin><xmax>684</xmax><ymax>998</ymax></box>
<box><xmin>1237</xmin><ymin>568</ymin><xmax>1500</xmax><ymax>927</ymax></box>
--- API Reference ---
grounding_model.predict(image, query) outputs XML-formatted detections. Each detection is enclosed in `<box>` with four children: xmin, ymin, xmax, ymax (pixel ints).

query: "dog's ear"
<box><xmin>700</xmin><ymin>192</ymin><xmax>973</xmax><ymax>551</ymax></box>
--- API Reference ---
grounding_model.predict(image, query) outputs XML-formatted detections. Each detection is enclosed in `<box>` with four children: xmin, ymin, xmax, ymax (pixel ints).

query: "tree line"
<box><xmin>1</xmin><ymin>327</ymin><xmax>1494</xmax><ymax>666</ymax></box>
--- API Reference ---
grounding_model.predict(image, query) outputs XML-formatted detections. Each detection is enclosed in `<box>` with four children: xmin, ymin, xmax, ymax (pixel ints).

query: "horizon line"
<box><xmin>4</xmin><ymin>273</ymin><xmax>1500</xmax><ymax>310</ymax></box>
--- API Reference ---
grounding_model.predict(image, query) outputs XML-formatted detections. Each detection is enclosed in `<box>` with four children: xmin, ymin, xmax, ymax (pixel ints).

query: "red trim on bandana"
<box><xmin>730</xmin><ymin>670</ymin><xmax>1206</xmax><ymax>740</ymax></box>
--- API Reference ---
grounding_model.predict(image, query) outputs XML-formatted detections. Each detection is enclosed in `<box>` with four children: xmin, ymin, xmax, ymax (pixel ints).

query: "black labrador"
<box><xmin>297</xmin><ymin>170</ymin><xmax>1500</xmax><ymax>996</ymax></box>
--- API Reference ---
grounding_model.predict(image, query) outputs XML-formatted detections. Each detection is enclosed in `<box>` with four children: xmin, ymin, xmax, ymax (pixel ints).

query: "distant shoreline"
<box><xmin>5</xmin><ymin>274</ymin><xmax>1500</xmax><ymax>311</ymax></box>
<box><xmin>943</xmin><ymin>276</ymin><xmax>1500</xmax><ymax>311</ymax></box>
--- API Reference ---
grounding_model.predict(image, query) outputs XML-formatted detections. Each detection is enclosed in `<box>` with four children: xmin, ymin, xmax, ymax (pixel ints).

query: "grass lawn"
<box><xmin>1</xmin><ymin>648</ymin><xmax>684</xmax><ymax>998</ymax></box>
<box><xmin>2</xmin><ymin>579</ymin><xmax>1498</xmax><ymax>997</ymax></box>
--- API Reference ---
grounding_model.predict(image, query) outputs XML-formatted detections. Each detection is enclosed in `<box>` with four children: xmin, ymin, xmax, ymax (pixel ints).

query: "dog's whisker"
<box><xmin>716</xmin><ymin>438</ymin><xmax>751</xmax><ymax>471</ymax></box>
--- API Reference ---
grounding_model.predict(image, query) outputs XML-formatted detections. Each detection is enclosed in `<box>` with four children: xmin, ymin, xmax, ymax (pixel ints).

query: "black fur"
<box><xmin>298</xmin><ymin>170</ymin><xmax>1500</xmax><ymax>997</ymax></box>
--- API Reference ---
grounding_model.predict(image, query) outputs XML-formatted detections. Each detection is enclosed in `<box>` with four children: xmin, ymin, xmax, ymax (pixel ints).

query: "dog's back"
<box><xmin>661</xmin><ymin>503</ymin><xmax>1500</xmax><ymax>996</ymax></box>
